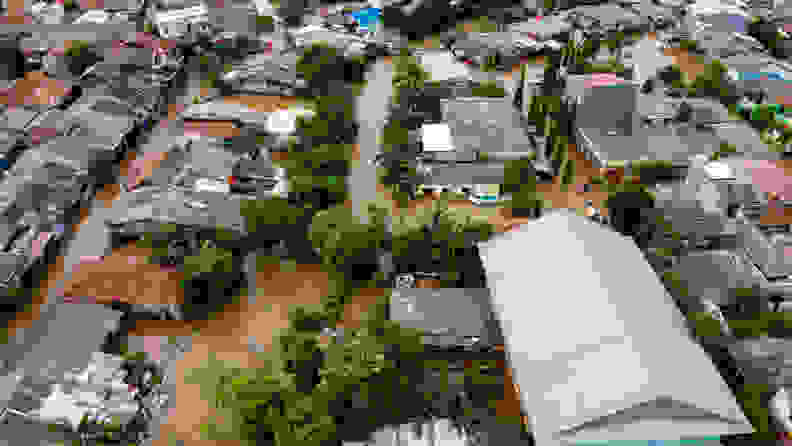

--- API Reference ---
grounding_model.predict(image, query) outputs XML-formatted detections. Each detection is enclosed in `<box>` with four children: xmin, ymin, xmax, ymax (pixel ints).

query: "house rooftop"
<box><xmin>421</xmin><ymin>162</ymin><xmax>506</xmax><ymax>186</ymax></box>
<box><xmin>440</xmin><ymin>98</ymin><xmax>535</xmax><ymax>155</ymax></box>
<box><xmin>507</xmin><ymin>16</ymin><xmax>572</xmax><ymax>40</ymax></box>
<box><xmin>36</xmin><ymin>135</ymin><xmax>120</xmax><ymax>171</ymax></box>
<box><xmin>578</xmin><ymin>125</ymin><xmax>723</xmax><ymax>164</ymax></box>
<box><xmin>566</xmin><ymin>3</ymin><xmax>644</xmax><ymax>27</ymax></box>
<box><xmin>711</xmin><ymin>121</ymin><xmax>767</xmax><ymax>154</ymax></box>
<box><xmin>565</xmin><ymin>73</ymin><xmax>638</xmax><ymax>101</ymax></box>
<box><xmin>107</xmin><ymin>187</ymin><xmax>249</xmax><ymax>234</ymax></box>
<box><xmin>389</xmin><ymin>288</ymin><xmax>504</xmax><ymax>349</ymax></box>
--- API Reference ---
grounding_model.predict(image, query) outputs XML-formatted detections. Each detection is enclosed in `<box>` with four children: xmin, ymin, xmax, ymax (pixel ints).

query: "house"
<box><xmin>105</xmin><ymin>186</ymin><xmax>251</xmax><ymax>238</ymax></box>
<box><xmin>181</xmin><ymin>100</ymin><xmax>265</xmax><ymax>124</ymax></box>
<box><xmin>569</xmin><ymin>73</ymin><xmax>725</xmax><ymax>166</ymax></box>
<box><xmin>564</xmin><ymin>3</ymin><xmax>647</xmax><ymax>32</ymax></box>
<box><xmin>389</xmin><ymin>288</ymin><xmax>504</xmax><ymax>352</ymax></box>
<box><xmin>710</xmin><ymin>121</ymin><xmax>768</xmax><ymax>154</ymax></box>
<box><xmin>476</xmin><ymin>210</ymin><xmax>754</xmax><ymax>445</ymax></box>
<box><xmin>415</xmin><ymin>51</ymin><xmax>472</xmax><ymax>83</ymax></box>
<box><xmin>694</xmin><ymin>10</ymin><xmax>751</xmax><ymax>35</ymax></box>
<box><xmin>417</xmin><ymin>162</ymin><xmax>507</xmax><ymax>192</ymax></box>
<box><xmin>34</xmin><ymin>135</ymin><xmax>127</xmax><ymax>186</ymax></box>
<box><xmin>0</xmin><ymin>302</ymin><xmax>163</xmax><ymax>445</ymax></box>
<box><xmin>507</xmin><ymin>16</ymin><xmax>573</xmax><ymax>42</ymax></box>
<box><xmin>208</xmin><ymin>2</ymin><xmax>258</xmax><ymax>35</ymax></box>
<box><xmin>64</xmin><ymin>96</ymin><xmax>141</xmax><ymax>149</ymax></box>
<box><xmin>431</xmin><ymin>97</ymin><xmax>536</xmax><ymax>161</ymax></box>
<box><xmin>147</xmin><ymin>0</ymin><xmax>209</xmax><ymax>40</ymax></box>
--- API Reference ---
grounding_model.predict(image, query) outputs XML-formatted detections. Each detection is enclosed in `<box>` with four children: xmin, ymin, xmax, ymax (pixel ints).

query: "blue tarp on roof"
<box><xmin>346</xmin><ymin>7</ymin><xmax>380</xmax><ymax>30</ymax></box>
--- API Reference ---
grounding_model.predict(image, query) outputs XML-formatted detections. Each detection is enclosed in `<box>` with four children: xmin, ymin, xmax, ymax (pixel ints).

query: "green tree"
<box><xmin>560</xmin><ymin>157</ymin><xmax>576</xmax><ymax>185</ymax></box>
<box><xmin>392</xmin><ymin>51</ymin><xmax>431</xmax><ymax>100</ymax></box>
<box><xmin>502</xmin><ymin>157</ymin><xmax>537</xmax><ymax>194</ymax></box>
<box><xmin>296</xmin><ymin>43</ymin><xmax>349</xmax><ymax>96</ymax></box>
<box><xmin>186</xmin><ymin>299</ymin><xmax>482</xmax><ymax>446</ymax></box>
<box><xmin>309</xmin><ymin>204</ymin><xmax>387</xmax><ymax>283</ymax></box>
<box><xmin>471</xmin><ymin>81</ymin><xmax>506</xmax><ymax>97</ymax></box>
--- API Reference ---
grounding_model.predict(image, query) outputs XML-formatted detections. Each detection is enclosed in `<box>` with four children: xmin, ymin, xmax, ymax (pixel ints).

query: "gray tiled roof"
<box><xmin>101</xmin><ymin>47</ymin><xmax>152</xmax><ymax>68</ymax></box>
<box><xmin>578</xmin><ymin>125</ymin><xmax>723</xmax><ymax>164</ymax></box>
<box><xmin>36</xmin><ymin>135</ymin><xmax>120</xmax><ymax>171</ymax></box>
<box><xmin>507</xmin><ymin>16</ymin><xmax>572</xmax><ymax>39</ymax></box>
<box><xmin>440</xmin><ymin>98</ymin><xmax>535</xmax><ymax>155</ymax></box>
<box><xmin>711</xmin><ymin>121</ymin><xmax>767</xmax><ymax>154</ymax></box>
<box><xmin>565</xmin><ymin>73</ymin><xmax>637</xmax><ymax>102</ymax></box>
<box><xmin>389</xmin><ymin>288</ymin><xmax>503</xmax><ymax>348</ymax></box>
<box><xmin>422</xmin><ymin>163</ymin><xmax>506</xmax><ymax>186</ymax></box>
<box><xmin>102</xmin><ymin>0</ymin><xmax>142</xmax><ymax>10</ymax></box>
<box><xmin>567</xmin><ymin>3</ymin><xmax>644</xmax><ymax>27</ymax></box>
<box><xmin>1</xmin><ymin>107</ymin><xmax>42</xmax><ymax>133</ymax></box>
<box><xmin>107</xmin><ymin>187</ymin><xmax>249</xmax><ymax>234</ymax></box>
<box><xmin>739</xmin><ymin>217</ymin><xmax>792</xmax><ymax>279</ymax></box>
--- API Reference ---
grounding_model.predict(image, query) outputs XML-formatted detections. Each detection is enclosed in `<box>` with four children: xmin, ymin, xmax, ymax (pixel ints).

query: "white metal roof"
<box><xmin>477</xmin><ymin>211</ymin><xmax>753</xmax><ymax>446</ymax></box>
<box><xmin>74</xmin><ymin>10</ymin><xmax>111</xmax><ymax>23</ymax></box>
<box><xmin>265</xmin><ymin>107</ymin><xmax>314</xmax><ymax>135</ymax></box>
<box><xmin>420</xmin><ymin>123</ymin><xmax>454</xmax><ymax>152</ymax></box>
<box><xmin>704</xmin><ymin>161</ymin><xmax>735</xmax><ymax>180</ymax></box>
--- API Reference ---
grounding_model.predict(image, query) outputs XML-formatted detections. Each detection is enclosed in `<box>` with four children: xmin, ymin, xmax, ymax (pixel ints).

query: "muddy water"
<box><xmin>0</xmin><ymin>72</ymin><xmax>71</xmax><ymax>108</ymax></box>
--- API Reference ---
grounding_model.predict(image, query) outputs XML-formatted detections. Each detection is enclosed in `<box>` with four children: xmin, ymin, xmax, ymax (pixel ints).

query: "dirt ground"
<box><xmin>663</xmin><ymin>47</ymin><xmax>708</xmax><ymax>82</ymax></box>
<box><xmin>0</xmin><ymin>72</ymin><xmax>72</xmax><ymax>108</ymax></box>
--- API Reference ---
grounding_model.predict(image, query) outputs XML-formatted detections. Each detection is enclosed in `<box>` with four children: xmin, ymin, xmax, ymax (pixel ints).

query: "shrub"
<box><xmin>710</xmin><ymin>142</ymin><xmax>738</xmax><ymax>161</ymax></box>
<box><xmin>471</xmin><ymin>81</ymin><xmax>506</xmax><ymax>98</ymax></box>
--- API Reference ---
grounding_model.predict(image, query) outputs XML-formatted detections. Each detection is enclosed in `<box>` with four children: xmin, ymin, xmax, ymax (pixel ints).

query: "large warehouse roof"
<box><xmin>477</xmin><ymin>210</ymin><xmax>753</xmax><ymax>446</ymax></box>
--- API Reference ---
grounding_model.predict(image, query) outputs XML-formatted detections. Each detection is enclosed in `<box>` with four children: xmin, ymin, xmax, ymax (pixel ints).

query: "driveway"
<box><xmin>350</xmin><ymin>59</ymin><xmax>394</xmax><ymax>224</ymax></box>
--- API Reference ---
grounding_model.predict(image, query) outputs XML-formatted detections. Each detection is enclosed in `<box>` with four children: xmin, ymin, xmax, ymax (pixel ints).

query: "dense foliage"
<box><xmin>187</xmin><ymin>299</ymin><xmax>504</xmax><ymax>446</ymax></box>
<box><xmin>296</xmin><ymin>44</ymin><xmax>366</xmax><ymax>96</ymax></box>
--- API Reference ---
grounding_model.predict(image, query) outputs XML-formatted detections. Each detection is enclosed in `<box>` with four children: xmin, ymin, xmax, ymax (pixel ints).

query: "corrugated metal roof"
<box><xmin>477</xmin><ymin>210</ymin><xmax>753</xmax><ymax>444</ymax></box>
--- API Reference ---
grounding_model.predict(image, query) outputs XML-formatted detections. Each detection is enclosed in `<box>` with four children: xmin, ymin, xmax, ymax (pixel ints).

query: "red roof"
<box><xmin>583</xmin><ymin>73</ymin><xmax>631</xmax><ymax>89</ymax></box>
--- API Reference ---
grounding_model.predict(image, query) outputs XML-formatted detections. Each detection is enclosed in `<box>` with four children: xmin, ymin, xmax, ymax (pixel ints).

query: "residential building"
<box><xmin>723</xmin><ymin>54</ymin><xmax>792</xmax><ymax>105</ymax></box>
<box><xmin>570</xmin><ymin>73</ymin><xmax>726</xmax><ymax>166</ymax></box>
<box><xmin>564</xmin><ymin>3</ymin><xmax>647</xmax><ymax>33</ymax></box>
<box><xmin>476</xmin><ymin>210</ymin><xmax>754</xmax><ymax>445</ymax></box>
<box><xmin>0</xmin><ymin>303</ymin><xmax>165</xmax><ymax>445</ymax></box>
<box><xmin>105</xmin><ymin>186</ymin><xmax>251</xmax><ymax>238</ymax></box>
<box><xmin>389</xmin><ymin>287</ymin><xmax>504</xmax><ymax>352</ymax></box>
<box><xmin>695</xmin><ymin>10</ymin><xmax>751</xmax><ymax>35</ymax></box>
<box><xmin>33</xmin><ymin>134</ymin><xmax>127</xmax><ymax>186</ymax></box>
<box><xmin>147</xmin><ymin>0</ymin><xmax>210</xmax><ymax>40</ymax></box>
<box><xmin>417</xmin><ymin>162</ymin><xmax>507</xmax><ymax>192</ymax></box>
<box><xmin>426</xmin><ymin>97</ymin><xmax>536</xmax><ymax>162</ymax></box>
<box><xmin>566</xmin><ymin>72</ymin><xmax>641</xmax><ymax>135</ymax></box>
<box><xmin>710</xmin><ymin>120</ymin><xmax>768</xmax><ymax>155</ymax></box>
<box><xmin>181</xmin><ymin>99</ymin><xmax>268</xmax><ymax>126</ymax></box>
<box><xmin>507</xmin><ymin>16</ymin><xmax>573</xmax><ymax>43</ymax></box>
